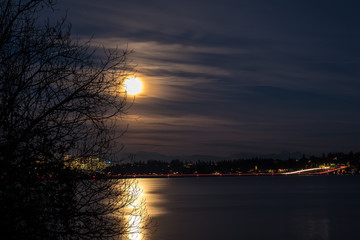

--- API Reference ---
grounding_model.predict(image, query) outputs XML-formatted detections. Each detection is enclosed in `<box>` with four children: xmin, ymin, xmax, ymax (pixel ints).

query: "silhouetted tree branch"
<box><xmin>0</xmin><ymin>1</ymin><xmax>149</xmax><ymax>239</ymax></box>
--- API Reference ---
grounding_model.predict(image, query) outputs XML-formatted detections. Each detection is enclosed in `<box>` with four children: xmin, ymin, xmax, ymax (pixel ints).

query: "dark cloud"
<box><xmin>60</xmin><ymin>0</ymin><xmax>360</xmax><ymax>156</ymax></box>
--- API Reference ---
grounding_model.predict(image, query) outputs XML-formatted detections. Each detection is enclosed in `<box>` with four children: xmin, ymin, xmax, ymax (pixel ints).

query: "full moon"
<box><xmin>124</xmin><ymin>77</ymin><xmax>143</xmax><ymax>95</ymax></box>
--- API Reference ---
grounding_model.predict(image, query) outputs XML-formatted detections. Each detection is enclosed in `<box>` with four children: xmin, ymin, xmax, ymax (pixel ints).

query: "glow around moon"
<box><xmin>124</xmin><ymin>77</ymin><xmax>143</xmax><ymax>95</ymax></box>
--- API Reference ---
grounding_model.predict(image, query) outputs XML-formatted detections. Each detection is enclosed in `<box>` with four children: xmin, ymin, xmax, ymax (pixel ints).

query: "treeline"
<box><xmin>107</xmin><ymin>152</ymin><xmax>360</xmax><ymax>175</ymax></box>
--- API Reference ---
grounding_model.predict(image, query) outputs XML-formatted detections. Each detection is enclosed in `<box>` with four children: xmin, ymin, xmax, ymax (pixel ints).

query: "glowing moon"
<box><xmin>124</xmin><ymin>77</ymin><xmax>143</xmax><ymax>95</ymax></box>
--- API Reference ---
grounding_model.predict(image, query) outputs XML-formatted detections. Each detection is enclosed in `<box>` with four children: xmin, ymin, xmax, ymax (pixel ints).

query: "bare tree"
<box><xmin>0</xmin><ymin>1</ymin><xmax>148</xmax><ymax>239</ymax></box>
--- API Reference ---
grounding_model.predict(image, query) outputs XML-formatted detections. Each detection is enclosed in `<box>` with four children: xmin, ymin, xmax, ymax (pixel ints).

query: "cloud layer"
<box><xmin>60</xmin><ymin>0</ymin><xmax>360</xmax><ymax>156</ymax></box>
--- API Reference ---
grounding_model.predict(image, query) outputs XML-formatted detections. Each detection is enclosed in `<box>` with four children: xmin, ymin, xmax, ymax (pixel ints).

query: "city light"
<box><xmin>282</xmin><ymin>167</ymin><xmax>330</xmax><ymax>175</ymax></box>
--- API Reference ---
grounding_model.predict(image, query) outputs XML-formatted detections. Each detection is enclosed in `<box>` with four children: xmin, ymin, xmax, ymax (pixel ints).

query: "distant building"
<box><xmin>64</xmin><ymin>155</ymin><xmax>110</xmax><ymax>173</ymax></box>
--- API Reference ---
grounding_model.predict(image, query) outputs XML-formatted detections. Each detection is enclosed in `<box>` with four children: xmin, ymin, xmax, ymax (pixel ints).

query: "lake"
<box><xmin>129</xmin><ymin>176</ymin><xmax>360</xmax><ymax>240</ymax></box>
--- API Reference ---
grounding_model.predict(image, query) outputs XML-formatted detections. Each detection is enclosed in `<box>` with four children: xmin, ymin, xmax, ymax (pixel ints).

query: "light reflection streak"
<box><xmin>282</xmin><ymin>167</ymin><xmax>330</xmax><ymax>175</ymax></box>
<box><xmin>121</xmin><ymin>179</ymin><xmax>170</xmax><ymax>240</ymax></box>
<box><xmin>125</xmin><ymin>181</ymin><xmax>147</xmax><ymax>240</ymax></box>
<box><xmin>137</xmin><ymin>179</ymin><xmax>169</xmax><ymax>217</ymax></box>
<box><xmin>128</xmin><ymin>215</ymin><xmax>142</xmax><ymax>240</ymax></box>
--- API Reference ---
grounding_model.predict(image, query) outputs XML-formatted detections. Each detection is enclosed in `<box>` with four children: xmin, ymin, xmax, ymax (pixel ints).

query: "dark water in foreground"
<box><xmin>136</xmin><ymin>176</ymin><xmax>360</xmax><ymax>240</ymax></box>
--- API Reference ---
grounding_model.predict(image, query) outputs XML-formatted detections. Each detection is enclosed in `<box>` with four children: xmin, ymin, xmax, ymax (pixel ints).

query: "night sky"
<box><xmin>59</xmin><ymin>0</ymin><xmax>360</xmax><ymax>157</ymax></box>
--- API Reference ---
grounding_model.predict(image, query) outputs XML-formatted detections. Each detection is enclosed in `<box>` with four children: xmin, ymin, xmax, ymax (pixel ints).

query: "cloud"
<box><xmin>59</xmin><ymin>0</ymin><xmax>360</xmax><ymax>155</ymax></box>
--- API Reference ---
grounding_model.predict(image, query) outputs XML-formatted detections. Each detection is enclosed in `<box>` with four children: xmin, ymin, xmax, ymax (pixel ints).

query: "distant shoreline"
<box><xmin>104</xmin><ymin>167</ymin><xmax>350</xmax><ymax>179</ymax></box>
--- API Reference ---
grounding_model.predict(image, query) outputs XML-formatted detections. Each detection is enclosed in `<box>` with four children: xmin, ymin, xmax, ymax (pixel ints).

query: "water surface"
<box><xmin>135</xmin><ymin>176</ymin><xmax>360</xmax><ymax>240</ymax></box>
